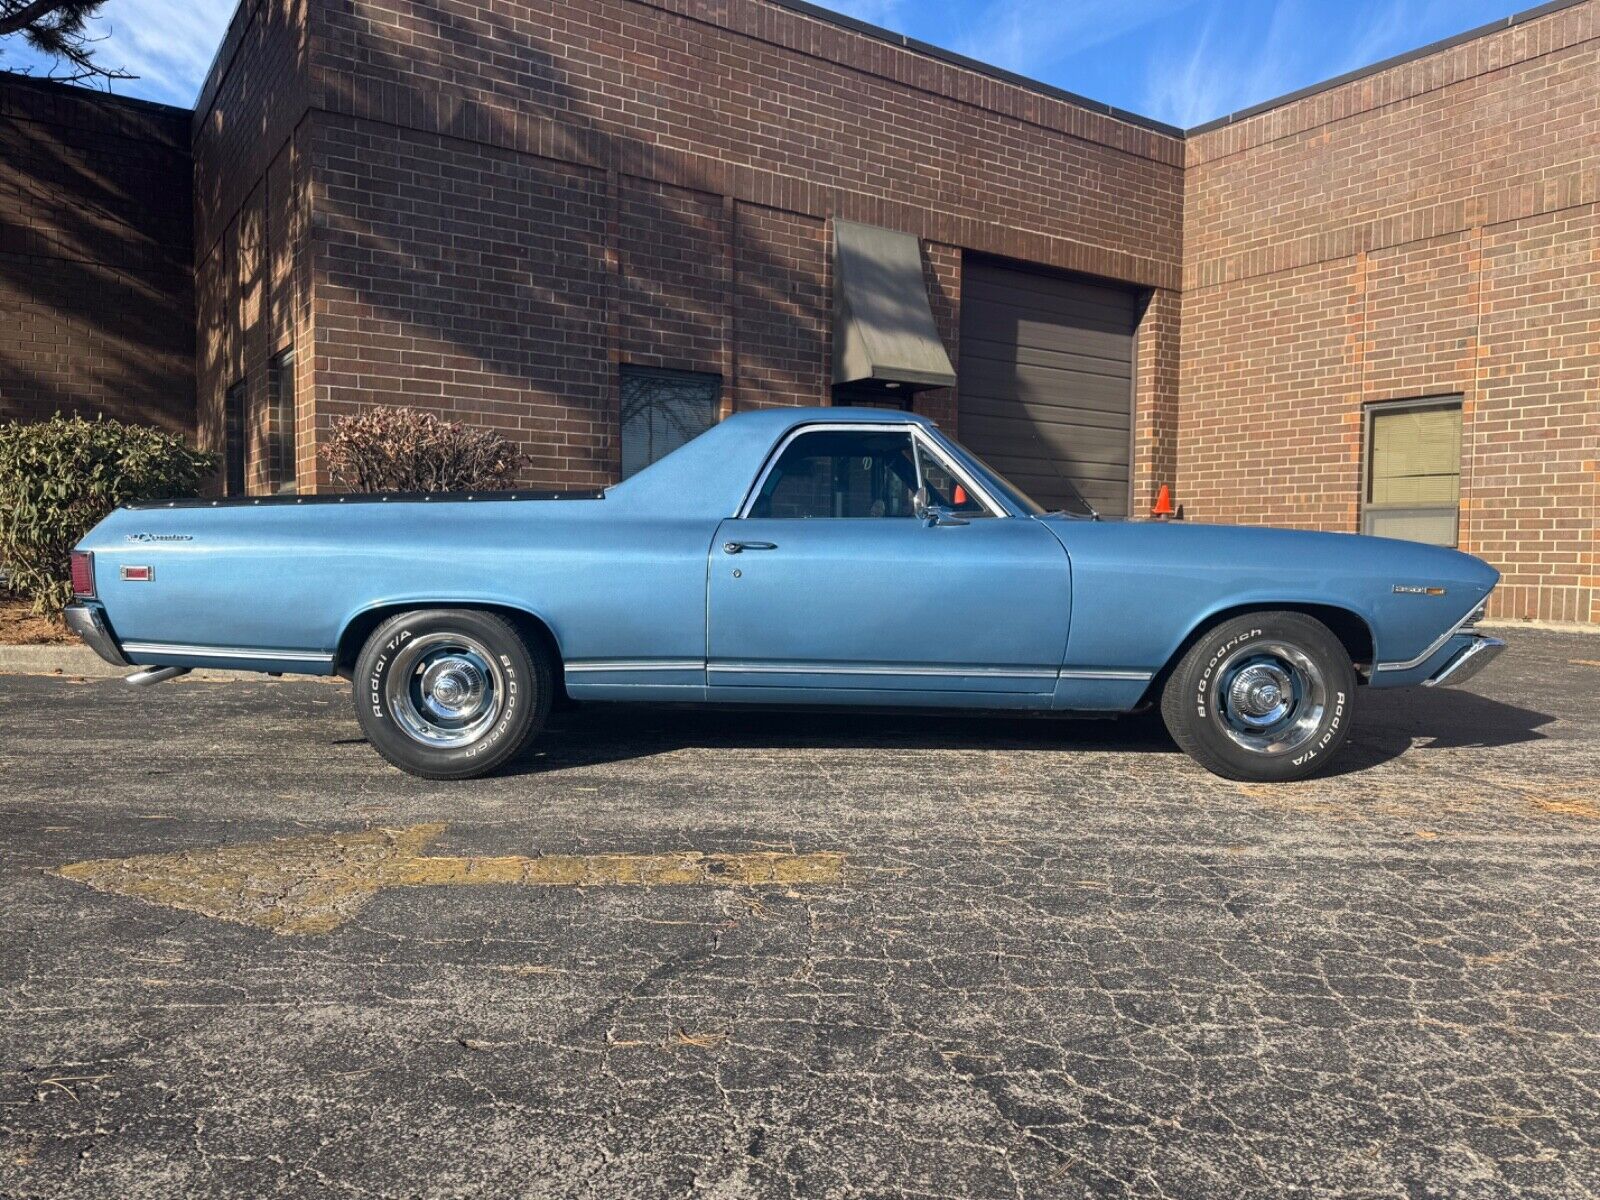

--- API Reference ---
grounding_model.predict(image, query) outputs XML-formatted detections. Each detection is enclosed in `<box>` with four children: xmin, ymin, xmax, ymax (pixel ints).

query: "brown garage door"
<box><xmin>957</xmin><ymin>258</ymin><xmax>1141</xmax><ymax>518</ymax></box>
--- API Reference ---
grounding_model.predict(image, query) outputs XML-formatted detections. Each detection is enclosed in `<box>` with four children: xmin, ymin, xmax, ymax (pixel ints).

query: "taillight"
<box><xmin>70</xmin><ymin>551</ymin><xmax>95</xmax><ymax>598</ymax></box>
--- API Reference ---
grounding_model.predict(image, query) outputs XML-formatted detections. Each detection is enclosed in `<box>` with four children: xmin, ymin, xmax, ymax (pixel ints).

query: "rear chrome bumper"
<box><xmin>63</xmin><ymin>602</ymin><xmax>130</xmax><ymax>668</ymax></box>
<box><xmin>1422</xmin><ymin>632</ymin><xmax>1506</xmax><ymax>688</ymax></box>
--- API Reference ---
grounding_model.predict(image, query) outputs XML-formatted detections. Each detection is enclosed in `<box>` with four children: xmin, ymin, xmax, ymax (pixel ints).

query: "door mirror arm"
<box><xmin>913</xmin><ymin>487</ymin><xmax>969</xmax><ymax>527</ymax></box>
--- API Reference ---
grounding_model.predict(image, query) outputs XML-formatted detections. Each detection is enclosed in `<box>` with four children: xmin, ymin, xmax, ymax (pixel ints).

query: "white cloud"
<box><xmin>92</xmin><ymin>0</ymin><xmax>233</xmax><ymax>106</ymax></box>
<box><xmin>948</xmin><ymin>0</ymin><xmax>1200</xmax><ymax>79</ymax></box>
<box><xmin>0</xmin><ymin>0</ymin><xmax>233</xmax><ymax>107</ymax></box>
<box><xmin>1140</xmin><ymin>0</ymin><xmax>1502</xmax><ymax>129</ymax></box>
<box><xmin>1141</xmin><ymin>1</ymin><xmax>1308</xmax><ymax>128</ymax></box>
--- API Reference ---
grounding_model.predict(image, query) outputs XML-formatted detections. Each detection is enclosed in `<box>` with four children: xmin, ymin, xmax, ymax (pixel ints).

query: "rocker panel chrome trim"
<box><xmin>709</xmin><ymin>662</ymin><xmax>1056</xmax><ymax>679</ymax></box>
<box><xmin>565</xmin><ymin>660</ymin><xmax>706</xmax><ymax>673</ymax></box>
<box><xmin>121</xmin><ymin>642</ymin><xmax>335</xmax><ymax>664</ymax></box>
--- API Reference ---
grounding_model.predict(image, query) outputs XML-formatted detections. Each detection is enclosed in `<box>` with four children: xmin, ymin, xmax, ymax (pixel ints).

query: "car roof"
<box><xmin>720</xmin><ymin>406</ymin><xmax>938</xmax><ymax>435</ymax></box>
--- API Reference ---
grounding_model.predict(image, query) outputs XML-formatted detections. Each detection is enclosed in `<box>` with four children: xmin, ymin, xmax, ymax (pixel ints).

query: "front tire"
<box><xmin>353</xmin><ymin>609</ymin><xmax>551</xmax><ymax>780</ymax></box>
<box><xmin>1160</xmin><ymin>612</ymin><xmax>1356</xmax><ymax>782</ymax></box>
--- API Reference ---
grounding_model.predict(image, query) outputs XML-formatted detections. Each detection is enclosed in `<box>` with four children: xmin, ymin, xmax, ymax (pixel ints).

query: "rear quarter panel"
<box><xmin>80</xmin><ymin>501</ymin><xmax>719</xmax><ymax>670</ymax></box>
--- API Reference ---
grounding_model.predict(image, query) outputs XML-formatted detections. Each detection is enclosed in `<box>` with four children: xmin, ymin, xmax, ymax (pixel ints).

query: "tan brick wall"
<box><xmin>1180</xmin><ymin>0</ymin><xmax>1599</xmax><ymax>624</ymax></box>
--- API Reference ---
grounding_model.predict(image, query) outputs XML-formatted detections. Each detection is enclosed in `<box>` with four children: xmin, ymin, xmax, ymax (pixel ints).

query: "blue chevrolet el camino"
<box><xmin>64</xmin><ymin>407</ymin><xmax>1504</xmax><ymax>782</ymax></box>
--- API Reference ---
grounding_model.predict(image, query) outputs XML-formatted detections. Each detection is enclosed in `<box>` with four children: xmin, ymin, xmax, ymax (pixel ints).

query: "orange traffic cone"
<box><xmin>1152</xmin><ymin>484</ymin><xmax>1175</xmax><ymax>519</ymax></box>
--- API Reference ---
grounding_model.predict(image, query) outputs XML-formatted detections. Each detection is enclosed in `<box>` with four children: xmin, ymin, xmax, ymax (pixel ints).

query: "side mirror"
<box><xmin>914</xmin><ymin>487</ymin><xmax>969</xmax><ymax>527</ymax></box>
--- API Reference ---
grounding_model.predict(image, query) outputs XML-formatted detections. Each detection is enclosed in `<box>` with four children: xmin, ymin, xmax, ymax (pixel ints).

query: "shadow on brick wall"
<box><xmin>0</xmin><ymin>85</ymin><xmax>195</xmax><ymax>435</ymax></box>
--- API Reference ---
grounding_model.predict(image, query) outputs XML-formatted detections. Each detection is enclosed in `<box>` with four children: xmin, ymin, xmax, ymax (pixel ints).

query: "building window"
<box><xmin>268</xmin><ymin>348</ymin><xmax>297</xmax><ymax>494</ymax></box>
<box><xmin>224</xmin><ymin>379</ymin><xmax>248</xmax><ymax>496</ymax></box>
<box><xmin>619</xmin><ymin>366</ymin><xmax>721</xmax><ymax>479</ymax></box>
<box><xmin>1363</xmin><ymin>397</ymin><xmax>1463</xmax><ymax>546</ymax></box>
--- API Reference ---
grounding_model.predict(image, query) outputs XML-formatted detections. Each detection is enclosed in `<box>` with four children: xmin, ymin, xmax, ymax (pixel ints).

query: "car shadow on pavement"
<box><xmin>1328</xmin><ymin>686</ymin><xmax>1558</xmax><ymax>776</ymax></box>
<box><xmin>493</xmin><ymin>686</ymin><xmax>1556</xmax><ymax>778</ymax></box>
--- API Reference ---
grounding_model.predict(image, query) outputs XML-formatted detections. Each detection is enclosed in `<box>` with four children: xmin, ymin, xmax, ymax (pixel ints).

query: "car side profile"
<box><xmin>65</xmin><ymin>407</ymin><xmax>1504</xmax><ymax>782</ymax></box>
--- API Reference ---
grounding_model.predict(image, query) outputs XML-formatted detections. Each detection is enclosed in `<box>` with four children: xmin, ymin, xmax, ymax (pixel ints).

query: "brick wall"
<box><xmin>188</xmin><ymin>0</ymin><xmax>1184</xmax><ymax>491</ymax></box>
<box><xmin>0</xmin><ymin>75</ymin><xmax>194</xmax><ymax>434</ymax></box>
<box><xmin>1180</xmin><ymin>0</ymin><xmax>1599</xmax><ymax>624</ymax></box>
<box><xmin>192</xmin><ymin>0</ymin><xmax>315</xmax><ymax>489</ymax></box>
<box><xmin>311</xmin><ymin>114</ymin><xmax>614</xmax><ymax>487</ymax></box>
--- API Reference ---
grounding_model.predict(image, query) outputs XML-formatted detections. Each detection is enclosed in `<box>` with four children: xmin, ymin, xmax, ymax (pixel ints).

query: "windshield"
<box><xmin>943</xmin><ymin>438</ymin><xmax>1098</xmax><ymax>519</ymax></box>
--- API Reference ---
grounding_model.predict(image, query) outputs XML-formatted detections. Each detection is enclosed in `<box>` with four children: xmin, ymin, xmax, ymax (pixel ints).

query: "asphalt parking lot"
<box><xmin>2</xmin><ymin>628</ymin><xmax>1597</xmax><ymax>1199</ymax></box>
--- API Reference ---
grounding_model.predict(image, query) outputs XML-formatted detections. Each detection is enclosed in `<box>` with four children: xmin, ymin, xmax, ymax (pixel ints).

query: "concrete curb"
<box><xmin>1480</xmin><ymin>619</ymin><xmax>1600</xmax><ymax>636</ymax></box>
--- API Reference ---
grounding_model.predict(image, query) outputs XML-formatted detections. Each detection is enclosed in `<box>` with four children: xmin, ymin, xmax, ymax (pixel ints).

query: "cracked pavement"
<box><xmin>1</xmin><ymin>628</ymin><xmax>1597</xmax><ymax>1198</ymax></box>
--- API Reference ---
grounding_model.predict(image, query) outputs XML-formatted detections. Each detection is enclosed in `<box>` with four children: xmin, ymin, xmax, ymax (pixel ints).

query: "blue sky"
<box><xmin>1</xmin><ymin>0</ymin><xmax>1527</xmax><ymax>122</ymax></box>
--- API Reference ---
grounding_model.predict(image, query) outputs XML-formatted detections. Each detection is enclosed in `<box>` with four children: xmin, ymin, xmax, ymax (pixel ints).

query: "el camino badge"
<box><xmin>126</xmin><ymin>532</ymin><xmax>193</xmax><ymax>543</ymax></box>
<box><xmin>1393</xmin><ymin>585</ymin><xmax>1447</xmax><ymax>596</ymax></box>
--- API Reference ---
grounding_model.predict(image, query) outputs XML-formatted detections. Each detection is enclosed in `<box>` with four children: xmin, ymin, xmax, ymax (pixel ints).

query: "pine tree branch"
<box><xmin>0</xmin><ymin>0</ymin><xmax>71</xmax><ymax>40</ymax></box>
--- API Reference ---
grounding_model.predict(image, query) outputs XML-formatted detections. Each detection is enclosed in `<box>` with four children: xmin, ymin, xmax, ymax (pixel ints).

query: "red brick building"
<box><xmin>0</xmin><ymin>0</ymin><xmax>1594</xmax><ymax>624</ymax></box>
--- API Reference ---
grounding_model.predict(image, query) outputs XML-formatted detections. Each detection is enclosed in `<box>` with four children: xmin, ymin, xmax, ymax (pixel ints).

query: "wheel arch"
<box><xmin>335</xmin><ymin>600</ymin><xmax>566</xmax><ymax>685</ymax></box>
<box><xmin>1141</xmin><ymin>601</ymin><xmax>1376</xmax><ymax>706</ymax></box>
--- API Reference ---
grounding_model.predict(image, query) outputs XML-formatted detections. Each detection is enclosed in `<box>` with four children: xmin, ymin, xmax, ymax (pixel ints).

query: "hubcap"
<box><xmin>384</xmin><ymin>633</ymin><xmax>505</xmax><ymax>749</ymax></box>
<box><xmin>1212</xmin><ymin>640</ymin><xmax>1328</xmax><ymax>756</ymax></box>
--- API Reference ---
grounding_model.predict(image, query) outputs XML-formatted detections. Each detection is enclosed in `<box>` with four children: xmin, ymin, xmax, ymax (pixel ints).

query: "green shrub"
<box><xmin>322</xmin><ymin>406</ymin><xmax>526</xmax><ymax>493</ymax></box>
<box><xmin>0</xmin><ymin>415</ymin><xmax>216</xmax><ymax>615</ymax></box>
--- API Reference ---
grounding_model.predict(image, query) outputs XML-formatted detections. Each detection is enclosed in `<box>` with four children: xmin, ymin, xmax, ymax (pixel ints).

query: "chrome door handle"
<box><xmin>723</xmin><ymin>541</ymin><xmax>778</xmax><ymax>554</ymax></box>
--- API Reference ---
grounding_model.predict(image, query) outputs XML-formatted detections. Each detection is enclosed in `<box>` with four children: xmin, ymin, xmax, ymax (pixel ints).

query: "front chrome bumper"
<box><xmin>1422</xmin><ymin>632</ymin><xmax>1506</xmax><ymax>688</ymax></box>
<box><xmin>63</xmin><ymin>602</ymin><xmax>131</xmax><ymax>668</ymax></box>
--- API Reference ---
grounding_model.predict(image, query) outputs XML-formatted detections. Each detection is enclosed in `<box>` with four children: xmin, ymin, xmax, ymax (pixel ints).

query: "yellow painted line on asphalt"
<box><xmin>1527</xmin><ymin>795</ymin><xmax>1600</xmax><ymax>820</ymax></box>
<box><xmin>55</xmin><ymin>823</ymin><xmax>845</xmax><ymax>936</ymax></box>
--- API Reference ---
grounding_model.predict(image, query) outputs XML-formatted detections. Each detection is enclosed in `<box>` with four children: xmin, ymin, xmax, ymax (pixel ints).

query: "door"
<box><xmin>707</xmin><ymin>425</ymin><xmax>1072</xmax><ymax>705</ymax></box>
<box><xmin>958</xmin><ymin>257</ymin><xmax>1141</xmax><ymax>518</ymax></box>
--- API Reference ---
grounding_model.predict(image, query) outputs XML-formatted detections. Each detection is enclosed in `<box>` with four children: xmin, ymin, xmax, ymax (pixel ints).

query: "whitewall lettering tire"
<box><xmin>353</xmin><ymin>609</ymin><xmax>551</xmax><ymax>780</ymax></box>
<box><xmin>1160</xmin><ymin>612</ymin><xmax>1356</xmax><ymax>782</ymax></box>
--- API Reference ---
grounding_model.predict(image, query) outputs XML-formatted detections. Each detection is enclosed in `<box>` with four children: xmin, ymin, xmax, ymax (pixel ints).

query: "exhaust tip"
<box><xmin>125</xmin><ymin>666</ymin><xmax>193</xmax><ymax>688</ymax></box>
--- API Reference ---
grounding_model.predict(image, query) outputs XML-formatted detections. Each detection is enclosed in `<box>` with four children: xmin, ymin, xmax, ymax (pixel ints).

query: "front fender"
<box><xmin>1042</xmin><ymin>518</ymin><xmax>1497</xmax><ymax>680</ymax></box>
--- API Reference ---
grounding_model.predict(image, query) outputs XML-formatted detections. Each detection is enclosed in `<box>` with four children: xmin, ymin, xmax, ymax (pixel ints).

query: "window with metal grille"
<box><xmin>224</xmin><ymin>379</ymin><xmax>247</xmax><ymax>496</ymax></box>
<box><xmin>619</xmin><ymin>366</ymin><xmax>721</xmax><ymax>480</ymax></box>
<box><xmin>268</xmin><ymin>348</ymin><xmax>297</xmax><ymax>494</ymax></box>
<box><xmin>1363</xmin><ymin>397</ymin><xmax>1463</xmax><ymax>547</ymax></box>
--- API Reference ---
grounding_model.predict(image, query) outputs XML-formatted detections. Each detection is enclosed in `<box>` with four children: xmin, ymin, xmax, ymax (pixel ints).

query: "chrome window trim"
<box><xmin>1373</xmin><ymin>596</ymin><xmax>1494</xmax><ymax>672</ymax></box>
<box><xmin>121</xmin><ymin>641</ymin><xmax>334</xmax><ymax>664</ymax></box>
<box><xmin>734</xmin><ymin>422</ymin><xmax>1007</xmax><ymax>520</ymax></box>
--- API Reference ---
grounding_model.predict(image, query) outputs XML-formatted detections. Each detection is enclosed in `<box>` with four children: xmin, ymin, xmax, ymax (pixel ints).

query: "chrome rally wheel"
<box><xmin>386</xmin><ymin>633</ymin><xmax>505</xmax><ymax>750</ymax></box>
<box><xmin>1211</xmin><ymin>641</ymin><xmax>1328</xmax><ymax>757</ymax></box>
<box><xmin>353</xmin><ymin>609</ymin><xmax>552</xmax><ymax>780</ymax></box>
<box><xmin>1161</xmin><ymin>612</ymin><xmax>1356</xmax><ymax>782</ymax></box>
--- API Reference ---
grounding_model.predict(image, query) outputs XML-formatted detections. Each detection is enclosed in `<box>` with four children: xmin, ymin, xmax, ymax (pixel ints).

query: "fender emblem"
<box><xmin>126</xmin><ymin>532</ymin><xmax>194</xmax><ymax>543</ymax></box>
<box><xmin>1393</xmin><ymin>585</ymin><xmax>1447</xmax><ymax>596</ymax></box>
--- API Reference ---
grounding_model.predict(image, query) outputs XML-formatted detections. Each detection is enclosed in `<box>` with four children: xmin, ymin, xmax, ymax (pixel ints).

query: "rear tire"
<box><xmin>1160</xmin><ymin>612</ymin><xmax>1356</xmax><ymax>782</ymax></box>
<box><xmin>353</xmin><ymin>609</ymin><xmax>552</xmax><ymax>780</ymax></box>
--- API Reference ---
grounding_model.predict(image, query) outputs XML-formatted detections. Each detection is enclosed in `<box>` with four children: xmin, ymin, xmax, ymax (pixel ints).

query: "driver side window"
<box><xmin>749</xmin><ymin>429</ymin><xmax>919</xmax><ymax>519</ymax></box>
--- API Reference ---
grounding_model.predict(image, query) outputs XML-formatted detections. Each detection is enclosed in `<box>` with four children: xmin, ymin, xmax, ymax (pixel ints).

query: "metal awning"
<box><xmin>832</xmin><ymin>220</ymin><xmax>957</xmax><ymax>392</ymax></box>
